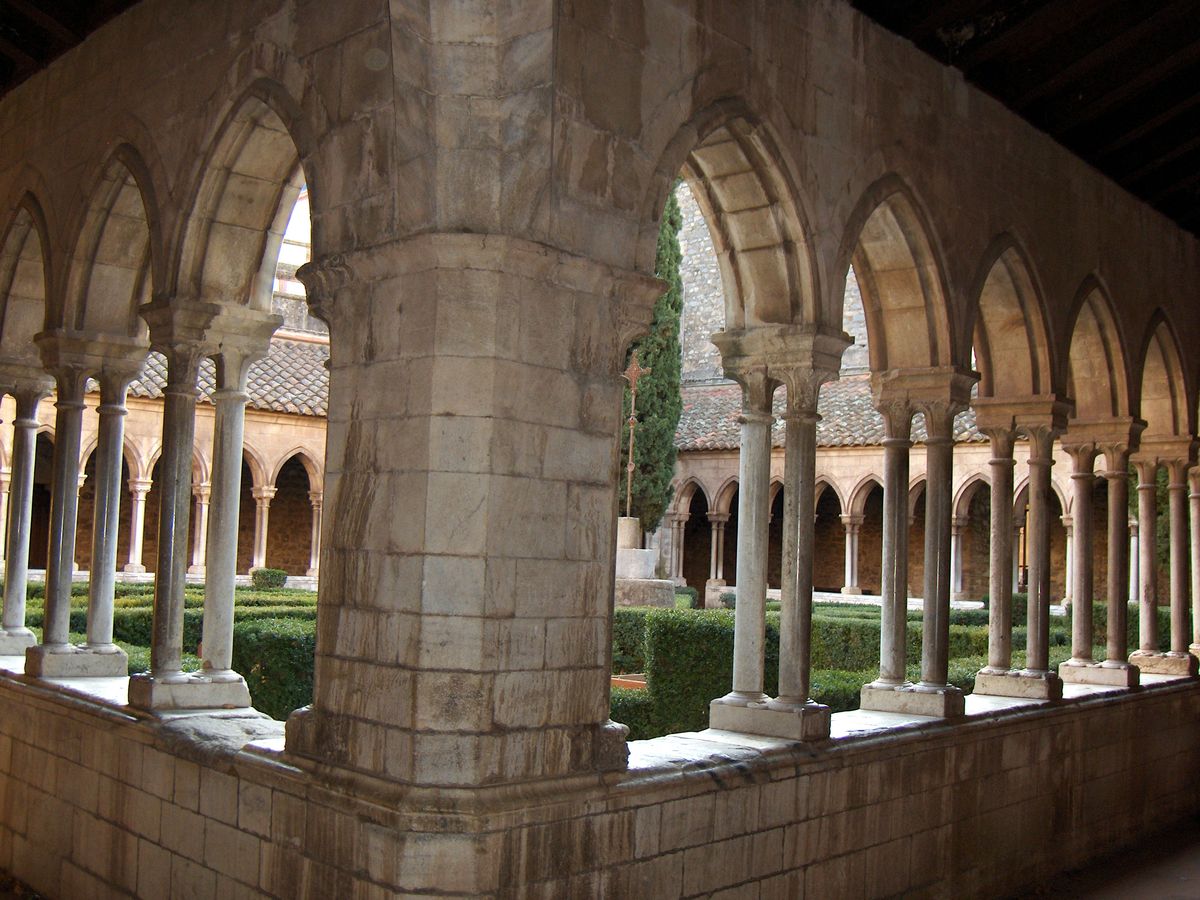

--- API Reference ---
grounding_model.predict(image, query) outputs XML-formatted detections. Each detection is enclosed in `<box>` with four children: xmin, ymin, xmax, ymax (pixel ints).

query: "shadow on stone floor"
<box><xmin>1013</xmin><ymin>814</ymin><xmax>1200</xmax><ymax>899</ymax></box>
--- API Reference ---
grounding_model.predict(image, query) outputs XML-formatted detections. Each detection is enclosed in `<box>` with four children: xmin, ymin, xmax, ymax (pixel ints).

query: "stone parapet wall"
<box><xmin>0</xmin><ymin>673</ymin><xmax>1196</xmax><ymax>898</ymax></box>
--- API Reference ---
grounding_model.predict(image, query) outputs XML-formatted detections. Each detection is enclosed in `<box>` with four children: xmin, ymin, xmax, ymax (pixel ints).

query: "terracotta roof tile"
<box><xmin>128</xmin><ymin>338</ymin><xmax>328</xmax><ymax>417</ymax></box>
<box><xmin>675</xmin><ymin>373</ymin><xmax>982</xmax><ymax>451</ymax></box>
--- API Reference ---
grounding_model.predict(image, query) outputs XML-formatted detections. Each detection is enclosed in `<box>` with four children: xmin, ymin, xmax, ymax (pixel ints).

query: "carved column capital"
<box><xmin>875</xmin><ymin>397</ymin><xmax>914</xmax><ymax>443</ymax></box>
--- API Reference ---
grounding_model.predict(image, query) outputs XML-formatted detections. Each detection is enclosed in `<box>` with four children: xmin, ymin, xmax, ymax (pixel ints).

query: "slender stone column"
<box><xmin>1190</xmin><ymin>467</ymin><xmax>1200</xmax><ymax>659</ymax></box>
<box><xmin>1012</xmin><ymin>523</ymin><xmax>1023</xmax><ymax>593</ymax></box>
<box><xmin>25</xmin><ymin>366</ymin><xmax>88</xmax><ymax>675</ymax></box>
<box><xmin>764</xmin><ymin>370</ymin><xmax>830</xmax><ymax>738</ymax></box>
<box><xmin>1097</xmin><ymin>447</ymin><xmax>1137</xmax><ymax>683</ymax></box>
<box><xmin>1167</xmin><ymin>461</ymin><xmax>1189</xmax><ymax>657</ymax></box>
<box><xmin>1129</xmin><ymin>519</ymin><xmax>1139</xmax><ymax>603</ymax></box>
<box><xmin>1022</xmin><ymin>425</ymin><xmax>1058</xmax><ymax>682</ymax></box>
<box><xmin>707</xmin><ymin>513</ymin><xmax>719</xmax><ymax>580</ymax></box>
<box><xmin>199</xmin><ymin>351</ymin><xmax>258</xmax><ymax>697</ymax></box>
<box><xmin>188</xmin><ymin>483</ymin><xmax>210</xmax><ymax>576</ymax></box>
<box><xmin>78</xmin><ymin>370</ymin><xmax>139</xmax><ymax>673</ymax></box>
<box><xmin>712</xmin><ymin>368</ymin><xmax>776</xmax><ymax>708</ymax></box>
<box><xmin>840</xmin><ymin>515</ymin><xmax>862</xmax><ymax>594</ymax></box>
<box><xmin>950</xmin><ymin>516</ymin><xmax>966</xmax><ymax>599</ymax></box>
<box><xmin>129</xmin><ymin>337</ymin><xmax>210</xmax><ymax>709</ymax></box>
<box><xmin>1063</xmin><ymin>446</ymin><xmax>1097</xmax><ymax>667</ymax></box>
<box><xmin>307</xmin><ymin>490</ymin><xmax>322</xmax><ymax>577</ymax></box>
<box><xmin>0</xmin><ymin>471</ymin><xmax>10</xmax><ymax>573</ymax></box>
<box><xmin>1062</xmin><ymin>518</ymin><xmax>1074</xmax><ymax>604</ymax></box>
<box><xmin>0</xmin><ymin>384</ymin><xmax>48</xmax><ymax>654</ymax></box>
<box><xmin>865</xmin><ymin>401</ymin><xmax>913</xmax><ymax>691</ymax></box>
<box><xmin>124</xmin><ymin>479</ymin><xmax>151</xmax><ymax>573</ymax></box>
<box><xmin>715</xmin><ymin>519</ymin><xmax>726</xmax><ymax>581</ymax></box>
<box><xmin>251</xmin><ymin>486</ymin><xmax>276</xmax><ymax>569</ymax></box>
<box><xmin>981</xmin><ymin>428</ymin><xmax>1015</xmax><ymax>673</ymax></box>
<box><xmin>1133</xmin><ymin>460</ymin><xmax>1159</xmax><ymax>655</ymax></box>
<box><xmin>915</xmin><ymin>401</ymin><xmax>960</xmax><ymax>699</ymax></box>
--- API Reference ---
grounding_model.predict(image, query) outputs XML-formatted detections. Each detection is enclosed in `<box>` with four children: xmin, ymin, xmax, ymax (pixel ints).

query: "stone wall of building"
<box><xmin>0</xmin><ymin>670</ymin><xmax>1196</xmax><ymax>897</ymax></box>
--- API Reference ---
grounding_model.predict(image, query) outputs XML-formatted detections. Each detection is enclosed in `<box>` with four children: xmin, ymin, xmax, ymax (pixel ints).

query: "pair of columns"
<box><xmin>858</xmin><ymin>370</ymin><xmax>975</xmax><ymax>718</ymax></box>
<box><xmin>706</xmin><ymin>326</ymin><xmax>849</xmax><ymax>741</ymax></box>
<box><xmin>1126</xmin><ymin>453</ymin><xmax>1198</xmax><ymax>676</ymax></box>
<box><xmin>248</xmin><ymin>485</ymin><xmax>323</xmax><ymax>576</ymax></box>
<box><xmin>123</xmin><ymin>300</ymin><xmax>279</xmax><ymax>710</ymax></box>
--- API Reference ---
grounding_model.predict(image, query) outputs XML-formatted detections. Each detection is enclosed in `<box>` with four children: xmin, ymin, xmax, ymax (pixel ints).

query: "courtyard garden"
<box><xmin>3</xmin><ymin>583</ymin><xmax>1178</xmax><ymax>736</ymax></box>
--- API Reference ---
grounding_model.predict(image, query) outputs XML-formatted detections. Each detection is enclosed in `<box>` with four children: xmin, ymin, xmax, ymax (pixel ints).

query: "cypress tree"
<box><xmin>620</xmin><ymin>187</ymin><xmax>684</xmax><ymax>533</ymax></box>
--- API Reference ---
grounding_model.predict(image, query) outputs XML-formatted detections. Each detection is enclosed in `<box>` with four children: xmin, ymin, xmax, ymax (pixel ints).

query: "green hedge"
<box><xmin>613</xmin><ymin>608</ymin><xmax>651</xmax><ymax>674</ymax></box>
<box><xmin>251</xmin><ymin>568</ymin><xmax>289</xmax><ymax>590</ymax></box>
<box><xmin>230</xmin><ymin>618</ymin><xmax>316</xmax><ymax>720</ymax></box>
<box><xmin>610</xmin><ymin>686</ymin><xmax>657</xmax><ymax>741</ymax></box>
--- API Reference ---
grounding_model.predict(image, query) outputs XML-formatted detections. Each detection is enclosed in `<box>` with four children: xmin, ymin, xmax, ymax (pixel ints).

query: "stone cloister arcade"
<box><xmin>0</xmin><ymin>1</ymin><xmax>1196</xmax><ymax>896</ymax></box>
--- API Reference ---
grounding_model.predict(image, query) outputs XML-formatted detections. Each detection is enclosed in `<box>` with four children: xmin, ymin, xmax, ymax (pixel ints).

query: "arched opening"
<box><xmin>813</xmin><ymin>484</ymin><xmax>844</xmax><ymax>593</ymax></box>
<box><xmin>971</xmin><ymin>242</ymin><xmax>1053</xmax><ymax>401</ymax></box>
<box><xmin>767</xmin><ymin>484</ymin><xmax>784</xmax><ymax>591</ymax></box>
<box><xmin>60</xmin><ymin>149</ymin><xmax>158</xmax><ymax>340</ymax></box>
<box><xmin>680</xmin><ymin>488</ymin><xmax>710</xmax><ymax>595</ymax></box>
<box><xmin>909</xmin><ymin>479</ymin><xmax>927</xmax><ymax>599</ymax></box>
<box><xmin>0</xmin><ymin>201</ymin><xmax>50</xmax><ymax>370</ymax></box>
<box><xmin>265</xmin><ymin>454</ymin><xmax>315</xmax><ymax>576</ymax></box>
<box><xmin>954</xmin><ymin>478</ymin><xmax>991</xmax><ymax>602</ymax></box>
<box><xmin>721</xmin><ymin>486</ymin><xmax>739</xmax><ymax>588</ymax></box>
<box><xmin>237</xmin><ymin>459</ymin><xmax>257</xmax><ymax>575</ymax></box>
<box><xmin>29</xmin><ymin>432</ymin><xmax>53</xmax><ymax>570</ymax></box>
<box><xmin>1066</xmin><ymin>286</ymin><xmax>1130</xmax><ymax>422</ymax></box>
<box><xmin>844</xmin><ymin>183</ymin><xmax>954</xmax><ymax>373</ymax></box>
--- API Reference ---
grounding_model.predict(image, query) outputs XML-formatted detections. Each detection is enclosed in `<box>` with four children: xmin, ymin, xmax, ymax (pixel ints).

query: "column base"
<box><xmin>306</xmin><ymin>568</ymin><xmax>319</xmax><ymax>578</ymax></box>
<box><xmin>1058</xmin><ymin>660</ymin><xmax>1140</xmax><ymax>687</ymax></box>
<box><xmin>128</xmin><ymin>672</ymin><xmax>252</xmax><ymax>711</ymax></box>
<box><xmin>1190</xmin><ymin>643</ymin><xmax>1200</xmax><ymax>661</ymax></box>
<box><xmin>0</xmin><ymin>628</ymin><xmax>36</xmax><ymax>655</ymax></box>
<box><xmin>26</xmin><ymin>644</ymin><xmax>129</xmax><ymax>678</ymax></box>
<box><xmin>708</xmin><ymin>699</ymin><xmax>831</xmax><ymax>741</ymax></box>
<box><xmin>187</xmin><ymin>564</ymin><xmax>206</xmax><ymax>576</ymax></box>
<box><xmin>123</xmin><ymin>564</ymin><xmax>146</xmax><ymax>574</ymax></box>
<box><xmin>973</xmin><ymin>669</ymin><xmax>1063</xmax><ymax>700</ymax></box>
<box><xmin>1129</xmin><ymin>650</ymin><xmax>1199</xmax><ymax>677</ymax></box>
<box><xmin>859</xmin><ymin>682</ymin><xmax>965</xmax><ymax>717</ymax></box>
<box><xmin>840</xmin><ymin>586</ymin><xmax>863</xmax><ymax>596</ymax></box>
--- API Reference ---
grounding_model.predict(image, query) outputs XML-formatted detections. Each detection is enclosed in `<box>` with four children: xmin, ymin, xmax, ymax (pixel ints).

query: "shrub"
<box><xmin>719</xmin><ymin>592</ymin><xmax>736</xmax><ymax>609</ymax></box>
<box><xmin>675</xmin><ymin>586</ymin><xmax>699</xmax><ymax>609</ymax></box>
<box><xmin>610</xmin><ymin>687</ymin><xmax>657</xmax><ymax>741</ymax></box>
<box><xmin>810</xmin><ymin>668</ymin><xmax>874</xmax><ymax>712</ymax></box>
<box><xmin>231</xmin><ymin>618</ymin><xmax>316</xmax><ymax>720</ymax></box>
<box><xmin>612</xmin><ymin>607</ymin><xmax>651</xmax><ymax>674</ymax></box>
<box><xmin>251</xmin><ymin>568</ymin><xmax>288</xmax><ymax>590</ymax></box>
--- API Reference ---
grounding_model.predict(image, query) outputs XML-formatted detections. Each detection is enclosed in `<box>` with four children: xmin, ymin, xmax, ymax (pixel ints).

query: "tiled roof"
<box><xmin>675</xmin><ymin>373</ymin><xmax>983</xmax><ymax>451</ymax></box>
<box><xmin>129</xmin><ymin>338</ymin><xmax>329</xmax><ymax>417</ymax></box>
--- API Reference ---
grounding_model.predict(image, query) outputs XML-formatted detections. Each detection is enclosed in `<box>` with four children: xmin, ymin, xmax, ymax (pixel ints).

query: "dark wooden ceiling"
<box><xmin>852</xmin><ymin>0</ymin><xmax>1200</xmax><ymax>235</ymax></box>
<box><xmin>0</xmin><ymin>0</ymin><xmax>139</xmax><ymax>95</ymax></box>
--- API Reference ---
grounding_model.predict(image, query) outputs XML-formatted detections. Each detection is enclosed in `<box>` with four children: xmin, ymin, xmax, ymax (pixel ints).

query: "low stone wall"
<box><xmin>0</xmin><ymin>672</ymin><xmax>1196</xmax><ymax>897</ymax></box>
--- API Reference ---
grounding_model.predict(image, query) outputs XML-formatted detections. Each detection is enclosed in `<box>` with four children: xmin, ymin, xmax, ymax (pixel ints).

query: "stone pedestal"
<box><xmin>25</xmin><ymin>644</ymin><xmax>129</xmax><ymax>678</ymax></box>
<box><xmin>859</xmin><ymin>682</ymin><xmax>966</xmax><ymax>717</ymax></box>
<box><xmin>1129</xmin><ymin>650</ymin><xmax>1199</xmax><ymax>677</ymax></box>
<box><xmin>0</xmin><ymin>629</ymin><xmax>36</xmax><ymax>655</ymax></box>
<box><xmin>709</xmin><ymin>699</ymin><xmax>830</xmax><ymax>741</ymax></box>
<box><xmin>128</xmin><ymin>672</ymin><xmax>252</xmax><ymax>710</ymax></box>
<box><xmin>973</xmin><ymin>669</ymin><xmax>1063</xmax><ymax>700</ymax></box>
<box><xmin>1058</xmin><ymin>660</ymin><xmax>1139</xmax><ymax>687</ymax></box>
<box><xmin>614</xmin><ymin>516</ymin><xmax>675</xmax><ymax>606</ymax></box>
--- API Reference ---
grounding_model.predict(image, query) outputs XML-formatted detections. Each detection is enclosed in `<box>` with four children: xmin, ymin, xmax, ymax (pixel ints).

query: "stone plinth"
<box><xmin>1130</xmin><ymin>650</ymin><xmax>1199</xmax><ymax>677</ymax></box>
<box><xmin>615</xmin><ymin>547</ymin><xmax>657</xmax><ymax>579</ymax></box>
<box><xmin>973</xmin><ymin>669</ymin><xmax>1063</xmax><ymax>700</ymax></box>
<box><xmin>0</xmin><ymin>630</ymin><xmax>36</xmax><ymax>655</ymax></box>
<box><xmin>614</xmin><ymin>578</ymin><xmax>675</xmax><ymax>607</ymax></box>
<box><xmin>25</xmin><ymin>644</ymin><xmax>129</xmax><ymax>678</ymax></box>
<box><xmin>709</xmin><ymin>699</ymin><xmax>831</xmax><ymax>741</ymax></box>
<box><xmin>128</xmin><ymin>673</ymin><xmax>252</xmax><ymax>710</ymax></box>
<box><xmin>860</xmin><ymin>682</ymin><xmax>966</xmax><ymax>717</ymax></box>
<box><xmin>1059</xmin><ymin>660</ymin><xmax>1140</xmax><ymax>687</ymax></box>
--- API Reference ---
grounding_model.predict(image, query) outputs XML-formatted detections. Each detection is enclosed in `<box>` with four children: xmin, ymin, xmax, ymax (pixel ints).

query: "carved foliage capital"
<box><xmin>296</xmin><ymin>253</ymin><xmax>354</xmax><ymax>327</ymax></box>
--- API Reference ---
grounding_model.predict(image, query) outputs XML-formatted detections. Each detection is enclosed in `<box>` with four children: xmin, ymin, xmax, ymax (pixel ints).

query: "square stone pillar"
<box><xmin>285</xmin><ymin>235</ymin><xmax>662</xmax><ymax>786</ymax></box>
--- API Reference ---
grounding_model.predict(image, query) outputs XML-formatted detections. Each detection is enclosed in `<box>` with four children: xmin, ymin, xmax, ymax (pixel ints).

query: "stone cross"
<box><xmin>622</xmin><ymin>351</ymin><xmax>652</xmax><ymax>518</ymax></box>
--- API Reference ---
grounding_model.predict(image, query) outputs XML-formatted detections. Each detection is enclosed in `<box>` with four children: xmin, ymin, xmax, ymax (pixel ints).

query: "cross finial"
<box><xmin>622</xmin><ymin>351</ymin><xmax>652</xmax><ymax>391</ymax></box>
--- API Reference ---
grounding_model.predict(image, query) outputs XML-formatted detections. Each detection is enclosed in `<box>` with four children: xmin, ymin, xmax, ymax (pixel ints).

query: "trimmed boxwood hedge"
<box><xmin>613</xmin><ymin>608</ymin><xmax>650</xmax><ymax>674</ymax></box>
<box><xmin>230</xmin><ymin>618</ymin><xmax>316</xmax><ymax>720</ymax></box>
